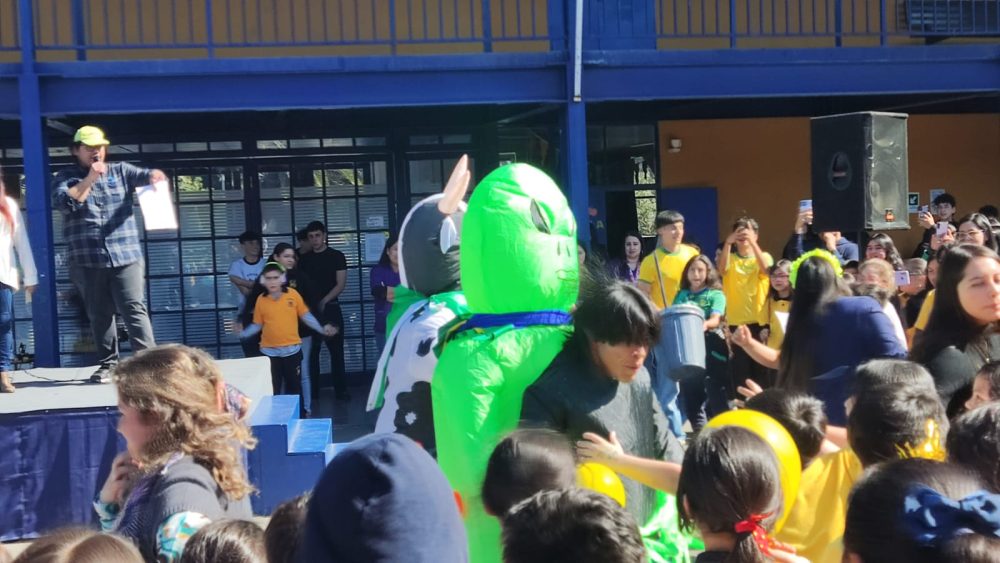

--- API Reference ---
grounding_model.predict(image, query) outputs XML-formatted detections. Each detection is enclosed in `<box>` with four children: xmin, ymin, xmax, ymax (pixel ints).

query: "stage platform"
<box><xmin>0</xmin><ymin>358</ymin><xmax>272</xmax><ymax>415</ymax></box>
<box><xmin>0</xmin><ymin>358</ymin><xmax>337</xmax><ymax>541</ymax></box>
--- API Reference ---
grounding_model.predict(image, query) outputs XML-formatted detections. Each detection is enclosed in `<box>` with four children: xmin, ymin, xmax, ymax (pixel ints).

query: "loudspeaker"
<box><xmin>811</xmin><ymin>112</ymin><xmax>910</xmax><ymax>232</ymax></box>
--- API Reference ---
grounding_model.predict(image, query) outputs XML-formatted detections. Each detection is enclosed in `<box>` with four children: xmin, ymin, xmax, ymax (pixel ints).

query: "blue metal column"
<box><xmin>561</xmin><ymin>103</ymin><xmax>590</xmax><ymax>245</ymax></box>
<box><xmin>561</xmin><ymin>0</ymin><xmax>589</xmax><ymax>244</ymax></box>
<box><xmin>18</xmin><ymin>0</ymin><xmax>60</xmax><ymax>367</ymax></box>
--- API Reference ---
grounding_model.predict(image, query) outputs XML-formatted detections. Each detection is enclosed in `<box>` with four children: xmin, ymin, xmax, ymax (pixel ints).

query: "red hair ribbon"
<box><xmin>734</xmin><ymin>513</ymin><xmax>773</xmax><ymax>555</ymax></box>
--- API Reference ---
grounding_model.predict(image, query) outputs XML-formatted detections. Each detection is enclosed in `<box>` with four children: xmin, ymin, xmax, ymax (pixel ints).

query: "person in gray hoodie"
<box><xmin>300</xmin><ymin>433</ymin><xmax>469</xmax><ymax>562</ymax></box>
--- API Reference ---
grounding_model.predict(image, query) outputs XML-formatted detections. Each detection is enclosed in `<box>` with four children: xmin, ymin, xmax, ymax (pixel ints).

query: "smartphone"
<box><xmin>918</xmin><ymin>205</ymin><xmax>930</xmax><ymax>214</ymax></box>
<box><xmin>894</xmin><ymin>270</ymin><xmax>911</xmax><ymax>287</ymax></box>
<box><xmin>799</xmin><ymin>199</ymin><xmax>813</xmax><ymax>212</ymax></box>
<box><xmin>936</xmin><ymin>221</ymin><xmax>949</xmax><ymax>237</ymax></box>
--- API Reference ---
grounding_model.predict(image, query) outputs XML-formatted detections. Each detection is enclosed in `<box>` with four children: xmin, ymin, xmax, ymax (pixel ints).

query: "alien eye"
<box><xmin>530</xmin><ymin>199</ymin><xmax>550</xmax><ymax>234</ymax></box>
<box><xmin>439</xmin><ymin>217</ymin><xmax>459</xmax><ymax>254</ymax></box>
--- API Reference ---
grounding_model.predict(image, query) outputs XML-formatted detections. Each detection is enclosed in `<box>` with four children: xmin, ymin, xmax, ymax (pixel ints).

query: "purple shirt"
<box><xmin>370</xmin><ymin>265</ymin><xmax>401</xmax><ymax>334</ymax></box>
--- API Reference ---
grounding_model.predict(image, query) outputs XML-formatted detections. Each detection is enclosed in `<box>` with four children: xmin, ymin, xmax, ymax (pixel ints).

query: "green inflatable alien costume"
<box><xmin>432</xmin><ymin>164</ymin><xmax>578</xmax><ymax>563</ymax></box>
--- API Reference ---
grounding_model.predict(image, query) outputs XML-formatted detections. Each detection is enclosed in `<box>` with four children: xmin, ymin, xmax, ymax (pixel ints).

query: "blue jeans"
<box><xmin>0</xmin><ymin>285</ymin><xmax>12</xmax><ymax>372</ymax></box>
<box><xmin>647</xmin><ymin>347</ymin><xmax>685</xmax><ymax>438</ymax></box>
<box><xmin>300</xmin><ymin>335</ymin><xmax>313</xmax><ymax>414</ymax></box>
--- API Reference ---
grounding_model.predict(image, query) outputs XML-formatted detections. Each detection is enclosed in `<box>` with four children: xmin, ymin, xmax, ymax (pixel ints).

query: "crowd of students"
<box><xmin>3</xmin><ymin>190</ymin><xmax>999</xmax><ymax>563</ymax></box>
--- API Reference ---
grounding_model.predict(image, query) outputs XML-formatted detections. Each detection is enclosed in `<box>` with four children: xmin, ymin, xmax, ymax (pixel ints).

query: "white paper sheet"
<box><xmin>136</xmin><ymin>180</ymin><xmax>178</xmax><ymax>231</ymax></box>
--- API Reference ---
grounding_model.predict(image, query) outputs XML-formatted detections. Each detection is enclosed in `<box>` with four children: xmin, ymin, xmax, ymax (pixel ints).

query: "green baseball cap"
<box><xmin>73</xmin><ymin>126</ymin><xmax>110</xmax><ymax>146</ymax></box>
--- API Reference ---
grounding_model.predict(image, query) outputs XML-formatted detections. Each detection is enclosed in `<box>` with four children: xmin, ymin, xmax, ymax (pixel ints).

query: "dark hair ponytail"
<box><xmin>677</xmin><ymin>427</ymin><xmax>781</xmax><ymax>563</ymax></box>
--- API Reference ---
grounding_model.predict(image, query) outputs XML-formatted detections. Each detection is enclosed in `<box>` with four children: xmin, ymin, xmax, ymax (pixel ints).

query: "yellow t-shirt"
<box><xmin>914</xmin><ymin>289</ymin><xmax>936</xmax><ymax>331</ymax></box>
<box><xmin>638</xmin><ymin>244</ymin><xmax>699</xmax><ymax>308</ymax></box>
<box><xmin>723</xmin><ymin>251</ymin><xmax>773</xmax><ymax>326</ymax></box>
<box><xmin>253</xmin><ymin>288</ymin><xmax>309</xmax><ymax>348</ymax></box>
<box><xmin>775</xmin><ymin>448</ymin><xmax>863</xmax><ymax>563</ymax></box>
<box><xmin>766</xmin><ymin>296</ymin><xmax>792</xmax><ymax>349</ymax></box>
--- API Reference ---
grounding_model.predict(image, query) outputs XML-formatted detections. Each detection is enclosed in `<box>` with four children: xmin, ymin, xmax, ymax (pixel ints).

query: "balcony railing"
<box><xmin>22</xmin><ymin>0</ymin><xmax>555</xmax><ymax>57</ymax></box>
<box><xmin>1</xmin><ymin>0</ymin><xmax>996</xmax><ymax>60</ymax></box>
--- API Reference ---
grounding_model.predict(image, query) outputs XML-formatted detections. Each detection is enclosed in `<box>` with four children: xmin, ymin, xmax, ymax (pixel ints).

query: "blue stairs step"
<box><xmin>247</xmin><ymin>395</ymin><xmax>333</xmax><ymax>515</ymax></box>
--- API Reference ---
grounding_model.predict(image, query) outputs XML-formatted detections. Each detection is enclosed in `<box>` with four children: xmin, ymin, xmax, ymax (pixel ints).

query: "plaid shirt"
<box><xmin>51</xmin><ymin>161</ymin><xmax>151</xmax><ymax>268</ymax></box>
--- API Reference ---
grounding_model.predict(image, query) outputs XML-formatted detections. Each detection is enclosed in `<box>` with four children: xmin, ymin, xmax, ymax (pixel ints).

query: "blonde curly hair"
<box><xmin>113</xmin><ymin>344</ymin><xmax>257</xmax><ymax>500</ymax></box>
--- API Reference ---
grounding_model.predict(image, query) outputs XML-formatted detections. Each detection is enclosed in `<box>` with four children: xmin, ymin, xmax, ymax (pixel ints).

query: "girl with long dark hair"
<box><xmin>864</xmin><ymin>233</ymin><xmax>905</xmax><ymax>271</ymax></box>
<box><xmin>370</xmin><ymin>233</ymin><xmax>400</xmax><ymax>353</ymax></box>
<box><xmin>731</xmin><ymin>251</ymin><xmax>906</xmax><ymax>425</ymax></box>
<box><xmin>911</xmin><ymin>244</ymin><xmax>1000</xmax><ymax>416</ymax></box>
<box><xmin>607</xmin><ymin>231</ymin><xmax>646</xmax><ymax>285</ymax></box>
<box><xmin>955</xmin><ymin>212</ymin><xmax>999</xmax><ymax>252</ymax></box>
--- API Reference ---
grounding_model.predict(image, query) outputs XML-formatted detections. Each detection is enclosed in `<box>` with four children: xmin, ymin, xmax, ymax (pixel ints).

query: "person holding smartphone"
<box><xmin>782</xmin><ymin>200</ymin><xmax>859</xmax><ymax>264</ymax></box>
<box><xmin>912</xmin><ymin>193</ymin><xmax>958</xmax><ymax>258</ymax></box>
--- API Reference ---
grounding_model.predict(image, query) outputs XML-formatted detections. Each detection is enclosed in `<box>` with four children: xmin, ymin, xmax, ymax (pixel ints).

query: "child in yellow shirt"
<box><xmin>719</xmin><ymin>217</ymin><xmax>773</xmax><ymax>389</ymax></box>
<box><xmin>761</xmin><ymin>260</ymin><xmax>793</xmax><ymax>350</ymax></box>
<box><xmin>241</xmin><ymin>262</ymin><xmax>336</xmax><ymax>410</ymax></box>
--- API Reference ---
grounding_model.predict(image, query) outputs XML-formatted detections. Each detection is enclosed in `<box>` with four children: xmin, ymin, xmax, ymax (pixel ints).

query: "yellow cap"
<box><xmin>73</xmin><ymin>126</ymin><xmax>110</xmax><ymax>146</ymax></box>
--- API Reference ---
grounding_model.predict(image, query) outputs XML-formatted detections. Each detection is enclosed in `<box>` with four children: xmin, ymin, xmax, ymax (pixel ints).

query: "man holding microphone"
<box><xmin>51</xmin><ymin>126</ymin><xmax>165</xmax><ymax>382</ymax></box>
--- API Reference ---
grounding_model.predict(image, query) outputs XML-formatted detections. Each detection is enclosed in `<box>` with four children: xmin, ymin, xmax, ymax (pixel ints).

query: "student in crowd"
<box><xmin>901</xmin><ymin>258</ymin><xmax>929</xmax><ymax>339</ymax></box>
<box><xmin>776</xmin><ymin>359</ymin><xmax>947</xmax><ymax>563</ymax></box>
<box><xmin>481</xmin><ymin>429</ymin><xmax>577</xmax><ymax>518</ymax></box>
<box><xmin>240</xmin><ymin>262</ymin><xmax>336</xmax><ymax>412</ymax></box>
<box><xmin>577</xmin><ymin>240</ymin><xmax>589</xmax><ymax>270</ymax></box>
<box><xmin>295</xmin><ymin>228</ymin><xmax>311</xmax><ymax>257</ymax></box>
<box><xmin>864</xmin><ymin>233</ymin><xmax>905</xmax><ymax>271</ymax></box>
<box><xmin>229</xmin><ymin>231</ymin><xmax>265</xmax><ymax>358</ymax></box>
<box><xmin>297</xmin><ymin>221</ymin><xmax>350</xmax><ymax>400</ymax></box>
<box><xmin>720</xmin><ymin>217</ymin><xmax>773</xmax><ymax>390</ymax></box>
<box><xmin>745</xmin><ymin>389</ymin><xmax>828</xmax><ymax>469</ymax></box>
<box><xmin>980</xmin><ymin>204</ymin><xmax>1000</xmax><ymax>240</ymax></box>
<box><xmin>911</xmin><ymin>244</ymin><xmax>1000</xmax><ymax>417</ymax></box>
<box><xmin>638</xmin><ymin>211</ymin><xmax>699</xmax><ymax>308</ymax></box>
<box><xmin>730</xmin><ymin>252</ymin><xmax>906</xmax><ymax>425</ymax></box>
<box><xmin>915</xmin><ymin>222</ymin><xmax>995</xmax><ymax>340</ymax></box>
<box><xmin>300</xmin><ymin>434</ymin><xmax>467</xmax><ymax>562</ymax></box>
<box><xmin>95</xmin><ymin>345</ymin><xmax>256</xmax><ymax>562</ymax></box>
<box><xmin>783</xmin><ymin>204</ymin><xmax>859</xmax><ymax>264</ymax></box>
<box><xmin>673</xmin><ymin>254</ymin><xmax>729</xmax><ymax>425</ymax></box>
<box><xmin>11</xmin><ymin>528</ymin><xmax>142</xmax><ymax>563</ymax></box>
<box><xmin>521</xmin><ymin>281</ymin><xmax>684</xmax><ymax>526</ymax></box>
<box><xmin>369</xmin><ymin>233</ymin><xmax>400</xmax><ymax>354</ymax></box>
<box><xmin>913</xmin><ymin>192</ymin><xmax>958</xmax><ymax>258</ymax></box>
<box><xmin>176</xmin><ymin>520</ymin><xmax>265</xmax><ymax>563</ymax></box>
<box><xmin>956</xmin><ymin>212</ymin><xmax>1000</xmax><ymax>252</ymax></box>
<box><xmin>911</xmin><ymin>244</ymin><xmax>953</xmax><ymax>339</ymax></box>
<box><xmin>228</xmin><ymin>231</ymin><xmax>264</xmax><ymax>307</ymax></box>
<box><xmin>964</xmin><ymin>360</ymin><xmax>1000</xmax><ymax>411</ymax></box>
<box><xmin>760</xmin><ymin>260</ymin><xmax>793</xmax><ymax>351</ymax></box>
<box><xmin>241</xmin><ymin>244</ymin><xmax>325</xmax><ymax>416</ymax></box>
<box><xmin>501</xmin><ymin>489</ymin><xmax>646</xmax><ymax>563</ymax></box>
<box><xmin>0</xmin><ymin>171</ymin><xmax>36</xmax><ymax>394</ymax></box>
<box><xmin>677</xmin><ymin>426</ymin><xmax>806</xmax><ymax>563</ymax></box>
<box><xmin>264</xmin><ymin>494</ymin><xmax>309</xmax><ymax>563</ymax></box>
<box><xmin>637</xmin><ymin>211</ymin><xmax>699</xmax><ymax>434</ymax></box>
<box><xmin>607</xmin><ymin>231</ymin><xmax>646</xmax><ymax>285</ymax></box>
<box><xmin>844</xmin><ymin>459</ymin><xmax>1000</xmax><ymax>563</ymax></box>
<box><xmin>856</xmin><ymin>258</ymin><xmax>907</xmax><ymax>349</ymax></box>
<box><xmin>947</xmin><ymin>402</ymin><xmax>1000</xmax><ymax>492</ymax></box>
<box><xmin>51</xmin><ymin>126</ymin><xmax>162</xmax><ymax>383</ymax></box>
